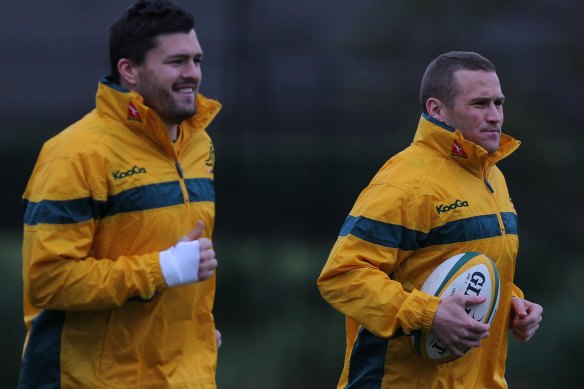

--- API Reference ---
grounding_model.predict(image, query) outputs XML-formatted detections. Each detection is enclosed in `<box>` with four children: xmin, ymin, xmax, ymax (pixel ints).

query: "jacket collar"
<box><xmin>413</xmin><ymin>113</ymin><xmax>520</xmax><ymax>174</ymax></box>
<box><xmin>95</xmin><ymin>76</ymin><xmax>222</xmax><ymax>155</ymax></box>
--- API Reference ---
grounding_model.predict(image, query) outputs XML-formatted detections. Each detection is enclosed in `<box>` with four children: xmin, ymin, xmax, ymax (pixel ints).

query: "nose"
<box><xmin>486</xmin><ymin>103</ymin><xmax>503</xmax><ymax>124</ymax></box>
<box><xmin>182</xmin><ymin>60</ymin><xmax>201</xmax><ymax>80</ymax></box>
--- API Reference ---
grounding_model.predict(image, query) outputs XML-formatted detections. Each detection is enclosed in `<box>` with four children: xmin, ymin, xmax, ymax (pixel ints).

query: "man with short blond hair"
<box><xmin>318</xmin><ymin>51</ymin><xmax>543</xmax><ymax>388</ymax></box>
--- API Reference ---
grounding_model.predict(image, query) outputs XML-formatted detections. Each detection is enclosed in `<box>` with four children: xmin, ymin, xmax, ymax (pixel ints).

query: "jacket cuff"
<box><xmin>150</xmin><ymin>252</ymin><xmax>169</xmax><ymax>291</ymax></box>
<box><xmin>511</xmin><ymin>283</ymin><xmax>524</xmax><ymax>299</ymax></box>
<box><xmin>421</xmin><ymin>294</ymin><xmax>441</xmax><ymax>333</ymax></box>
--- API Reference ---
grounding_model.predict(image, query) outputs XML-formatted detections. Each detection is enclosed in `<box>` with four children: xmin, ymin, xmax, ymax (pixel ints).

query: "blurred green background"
<box><xmin>1</xmin><ymin>1</ymin><xmax>583</xmax><ymax>388</ymax></box>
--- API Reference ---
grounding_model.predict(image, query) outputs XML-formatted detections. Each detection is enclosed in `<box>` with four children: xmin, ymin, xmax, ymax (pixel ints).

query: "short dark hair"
<box><xmin>109</xmin><ymin>0</ymin><xmax>195</xmax><ymax>83</ymax></box>
<box><xmin>419</xmin><ymin>51</ymin><xmax>496</xmax><ymax>113</ymax></box>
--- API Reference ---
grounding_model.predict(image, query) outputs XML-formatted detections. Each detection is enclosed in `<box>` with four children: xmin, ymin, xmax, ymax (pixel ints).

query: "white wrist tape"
<box><xmin>159</xmin><ymin>240</ymin><xmax>200</xmax><ymax>287</ymax></box>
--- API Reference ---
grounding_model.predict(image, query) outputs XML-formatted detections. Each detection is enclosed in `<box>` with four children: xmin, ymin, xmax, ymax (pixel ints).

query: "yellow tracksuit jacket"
<box><xmin>20</xmin><ymin>78</ymin><xmax>221</xmax><ymax>388</ymax></box>
<box><xmin>318</xmin><ymin>114</ymin><xmax>524</xmax><ymax>388</ymax></box>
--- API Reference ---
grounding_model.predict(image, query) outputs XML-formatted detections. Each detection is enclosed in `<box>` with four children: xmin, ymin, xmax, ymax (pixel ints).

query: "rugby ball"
<box><xmin>412</xmin><ymin>252</ymin><xmax>500</xmax><ymax>364</ymax></box>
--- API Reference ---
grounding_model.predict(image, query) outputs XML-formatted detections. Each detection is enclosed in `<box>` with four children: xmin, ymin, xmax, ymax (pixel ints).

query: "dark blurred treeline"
<box><xmin>1</xmin><ymin>1</ymin><xmax>583</xmax><ymax>387</ymax></box>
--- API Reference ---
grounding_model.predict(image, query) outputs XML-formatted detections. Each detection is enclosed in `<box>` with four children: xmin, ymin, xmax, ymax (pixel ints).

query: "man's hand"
<box><xmin>196</xmin><ymin>238</ymin><xmax>216</xmax><ymax>281</ymax></box>
<box><xmin>159</xmin><ymin>220</ymin><xmax>218</xmax><ymax>287</ymax></box>
<box><xmin>431</xmin><ymin>294</ymin><xmax>491</xmax><ymax>357</ymax></box>
<box><xmin>510</xmin><ymin>297</ymin><xmax>543</xmax><ymax>342</ymax></box>
<box><xmin>177</xmin><ymin>220</ymin><xmax>217</xmax><ymax>281</ymax></box>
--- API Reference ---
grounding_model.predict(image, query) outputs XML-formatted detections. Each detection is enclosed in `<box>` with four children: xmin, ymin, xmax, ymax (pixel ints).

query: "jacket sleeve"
<box><xmin>511</xmin><ymin>283</ymin><xmax>524</xmax><ymax>299</ymax></box>
<box><xmin>317</xmin><ymin>183</ymin><xmax>440</xmax><ymax>338</ymax></box>
<box><xmin>23</xmin><ymin>146</ymin><xmax>168</xmax><ymax>311</ymax></box>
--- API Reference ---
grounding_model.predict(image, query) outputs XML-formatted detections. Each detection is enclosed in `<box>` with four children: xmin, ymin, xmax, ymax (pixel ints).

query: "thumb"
<box><xmin>178</xmin><ymin>220</ymin><xmax>205</xmax><ymax>243</ymax></box>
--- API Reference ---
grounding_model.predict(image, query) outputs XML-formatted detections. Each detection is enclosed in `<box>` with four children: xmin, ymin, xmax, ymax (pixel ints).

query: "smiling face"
<box><xmin>120</xmin><ymin>29</ymin><xmax>202</xmax><ymax>135</ymax></box>
<box><xmin>428</xmin><ymin>70</ymin><xmax>505</xmax><ymax>154</ymax></box>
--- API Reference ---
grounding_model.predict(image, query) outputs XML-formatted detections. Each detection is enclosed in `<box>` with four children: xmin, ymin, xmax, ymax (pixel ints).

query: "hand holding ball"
<box><xmin>413</xmin><ymin>252</ymin><xmax>500</xmax><ymax>363</ymax></box>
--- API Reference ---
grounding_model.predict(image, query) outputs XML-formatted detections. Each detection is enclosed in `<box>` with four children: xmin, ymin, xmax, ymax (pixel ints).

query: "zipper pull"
<box><xmin>484</xmin><ymin>178</ymin><xmax>494</xmax><ymax>193</ymax></box>
<box><xmin>175</xmin><ymin>161</ymin><xmax>184</xmax><ymax>178</ymax></box>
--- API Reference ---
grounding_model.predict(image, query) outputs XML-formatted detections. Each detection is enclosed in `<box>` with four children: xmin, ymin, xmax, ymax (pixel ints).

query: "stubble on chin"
<box><xmin>160</xmin><ymin>92</ymin><xmax>197</xmax><ymax>124</ymax></box>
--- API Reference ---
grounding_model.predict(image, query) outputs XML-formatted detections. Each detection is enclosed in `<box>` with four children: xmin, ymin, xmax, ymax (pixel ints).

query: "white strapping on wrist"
<box><xmin>159</xmin><ymin>240</ymin><xmax>200</xmax><ymax>287</ymax></box>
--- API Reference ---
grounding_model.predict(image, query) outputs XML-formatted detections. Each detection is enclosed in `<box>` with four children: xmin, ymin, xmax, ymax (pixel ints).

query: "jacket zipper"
<box><xmin>484</xmin><ymin>178</ymin><xmax>494</xmax><ymax>193</ymax></box>
<box><xmin>483</xmin><ymin>175</ymin><xmax>505</xmax><ymax>234</ymax></box>
<box><xmin>175</xmin><ymin>160</ymin><xmax>190</xmax><ymax>203</ymax></box>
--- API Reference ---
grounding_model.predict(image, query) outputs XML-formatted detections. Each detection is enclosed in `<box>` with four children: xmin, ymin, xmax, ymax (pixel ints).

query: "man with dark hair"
<box><xmin>19</xmin><ymin>1</ymin><xmax>222</xmax><ymax>387</ymax></box>
<box><xmin>318</xmin><ymin>51</ymin><xmax>543</xmax><ymax>388</ymax></box>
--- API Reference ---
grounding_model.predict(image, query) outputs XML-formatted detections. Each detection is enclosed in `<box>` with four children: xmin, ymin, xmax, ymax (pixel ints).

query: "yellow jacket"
<box><xmin>20</xmin><ymin>78</ymin><xmax>221</xmax><ymax>388</ymax></box>
<box><xmin>318</xmin><ymin>114</ymin><xmax>523</xmax><ymax>388</ymax></box>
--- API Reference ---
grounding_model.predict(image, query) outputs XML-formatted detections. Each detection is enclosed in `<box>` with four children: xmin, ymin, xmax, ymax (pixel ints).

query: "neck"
<box><xmin>167</xmin><ymin>123</ymin><xmax>179</xmax><ymax>142</ymax></box>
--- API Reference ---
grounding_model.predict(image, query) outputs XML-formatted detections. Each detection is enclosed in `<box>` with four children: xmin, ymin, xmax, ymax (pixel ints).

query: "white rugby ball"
<box><xmin>412</xmin><ymin>252</ymin><xmax>500</xmax><ymax>364</ymax></box>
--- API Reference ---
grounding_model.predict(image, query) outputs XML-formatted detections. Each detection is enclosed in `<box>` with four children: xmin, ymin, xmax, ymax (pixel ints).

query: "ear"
<box><xmin>426</xmin><ymin>97</ymin><xmax>446</xmax><ymax>121</ymax></box>
<box><xmin>117</xmin><ymin>58</ymin><xmax>139</xmax><ymax>87</ymax></box>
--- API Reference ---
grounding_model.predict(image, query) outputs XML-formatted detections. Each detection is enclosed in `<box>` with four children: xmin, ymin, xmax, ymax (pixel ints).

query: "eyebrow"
<box><xmin>469</xmin><ymin>95</ymin><xmax>505</xmax><ymax>103</ymax></box>
<box><xmin>165</xmin><ymin>52</ymin><xmax>203</xmax><ymax>60</ymax></box>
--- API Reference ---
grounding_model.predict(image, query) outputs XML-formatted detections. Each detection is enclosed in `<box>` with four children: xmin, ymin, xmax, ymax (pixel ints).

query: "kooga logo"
<box><xmin>436</xmin><ymin>199</ymin><xmax>469</xmax><ymax>214</ymax></box>
<box><xmin>113</xmin><ymin>165</ymin><xmax>147</xmax><ymax>180</ymax></box>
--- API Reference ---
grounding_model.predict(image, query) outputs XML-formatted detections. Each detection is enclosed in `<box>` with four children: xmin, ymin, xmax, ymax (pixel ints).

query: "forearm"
<box><xmin>25</xmin><ymin>229</ymin><xmax>166</xmax><ymax>310</ymax></box>
<box><xmin>318</xmin><ymin>246</ymin><xmax>439</xmax><ymax>338</ymax></box>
